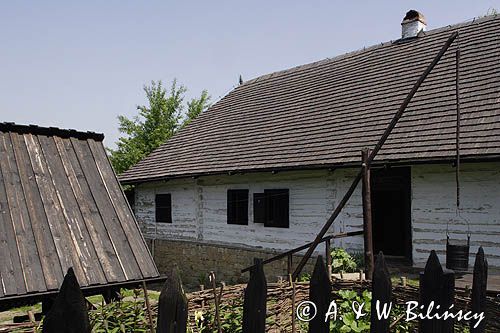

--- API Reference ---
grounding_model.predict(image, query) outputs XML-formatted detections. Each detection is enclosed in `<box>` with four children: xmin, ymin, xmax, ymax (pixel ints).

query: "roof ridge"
<box><xmin>242</xmin><ymin>14</ymin><xmax>500</xmax><ymax>86</ymax></box>
<box><xmin>0</xmin><ymin>122</ymin><xmax>105</xmax><ymax>141</ymax></box>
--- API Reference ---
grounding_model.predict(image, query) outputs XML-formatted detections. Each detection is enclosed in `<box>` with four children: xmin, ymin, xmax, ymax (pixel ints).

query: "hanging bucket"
<box><xmin>445</xmin><ymin>234</ymin><xmax>470</xmax><ymax>271</ymax></box>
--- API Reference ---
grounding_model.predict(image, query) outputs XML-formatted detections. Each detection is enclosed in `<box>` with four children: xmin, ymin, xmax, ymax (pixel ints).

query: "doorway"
<box><xmin>371</xmin><ymin>167</ymin><xmax>412</xmax><ymax>262</ymax></box>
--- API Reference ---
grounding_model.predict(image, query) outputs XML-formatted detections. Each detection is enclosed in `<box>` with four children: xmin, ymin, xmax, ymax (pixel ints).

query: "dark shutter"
<box><xmin>227</xmin><ymin>189</ymin><xmax>249</xmax><ymax>225</ymax></box>
<box><xmin>253</xmin><ymin>193</ymin><xmax>265</xmax><ymax>223</ymax></box>
<box><xmin>155</xmin><ymin>194</ymin><xmax>172</xmax><ymax>223</ymax></box>
<box><xmin>264</xmin><ymin>189</ymin><xmax>289</xmax><ymax>228</ymax></box>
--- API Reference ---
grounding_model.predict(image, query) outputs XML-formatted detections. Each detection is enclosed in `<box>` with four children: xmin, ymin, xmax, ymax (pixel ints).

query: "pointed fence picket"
<box><xmin>308</xmin><ymin>256</ymin><xmax>331</xmax><ymax>333</ymax></box>
<box><xmin>370</xmin><ymin>252</ymin><xmax>391</xmax><ymax>333</ymax></box>
<box><xmin>42</xmin><ymin>268</ymin><xmax>91</xmax><ymax>333</ymax></box>
<box><xmin>470</xmin><ymin>247</ymin><xmax>487</xmax><ymax>333</ymax></box>
<box><xmin>35</xmin><ymin>247</ymin><xmax>489</xmax><ymax>333</ymax></box>
<box><xmin>242</xmin><ymin>258</ymin><xmax>267</xmax><ymax>333</ymax></box>
<box><xmin>156</xmin><ymin>267</ymin><xmax>188</xmax><ymax>333</ymax></box>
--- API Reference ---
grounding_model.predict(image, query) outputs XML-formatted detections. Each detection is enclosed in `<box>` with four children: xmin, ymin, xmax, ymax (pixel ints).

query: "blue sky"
<box><xmin>1</xmin><ymin>1</ymin><xmax>498</xmax><ymax>147</ymax></box>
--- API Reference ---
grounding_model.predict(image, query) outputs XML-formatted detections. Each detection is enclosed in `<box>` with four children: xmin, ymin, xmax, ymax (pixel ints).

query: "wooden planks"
<box><xmin>10</xmin><ymin>133</ymin><xmax>63</xmax><ymax>290</ymax></box>
<box><xmin>70</xmin><ymin>138</ymin><xmax>143</xmax><ymax>280</ymax></box>
<box><xmin>24</xmin><ymin>134</ymin><xmax>88</xmax><ymax>286</ymax></box>
<box><xmin>0</xmin><ymin>133</ymin><xmax>25</xmax><ymax>296</ymax></box>
<box><xmin>54</xmin><ymin>136</ymin><xmax>124</xmax><ymax>283</ymax></box>
<box><xmin>0</xmin><ymin>132</ymin><xmax>46</xmax><ymax>293</ymax></box>
<box><xmin>37</xmin><ymin>135</ymin><xmax>107</xmax><ymax>286</ymax></box>
<box><xmin>0</xmin><ymin>126</ymin><xmax>159</xmax><ymax>300</ymax></box>
<box><xmin>87</xmin><ymin>139</ymin><xmax>158</xmax><ymax>277</ymax></box>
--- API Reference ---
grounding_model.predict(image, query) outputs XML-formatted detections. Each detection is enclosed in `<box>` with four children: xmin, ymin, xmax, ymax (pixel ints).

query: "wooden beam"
<box><xmin>292</xmin><ymin>31</ymin><xmax>459</xmax><ymax>280</ymax></box>
<box><xmin>241</xmin><ymin>231</ymin><xmax>363</xmax><ymax>273</ymax></box>
<box><xmin>362</xmin><ymin>148</ymin><xmax>374</xmax><ymax>280</ymax></box>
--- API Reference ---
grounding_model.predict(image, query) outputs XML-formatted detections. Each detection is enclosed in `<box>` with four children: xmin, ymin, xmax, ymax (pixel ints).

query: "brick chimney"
<box><xmin>401</xmin><ymin>10</ymin><xmax>427</xmax><ymax>39</ymax></box>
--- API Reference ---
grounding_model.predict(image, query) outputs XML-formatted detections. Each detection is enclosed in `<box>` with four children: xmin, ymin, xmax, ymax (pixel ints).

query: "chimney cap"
<box><xmin>402</xmin><ymin>10</ymin><xmax>426</xmax><ymax>25</ymax></box>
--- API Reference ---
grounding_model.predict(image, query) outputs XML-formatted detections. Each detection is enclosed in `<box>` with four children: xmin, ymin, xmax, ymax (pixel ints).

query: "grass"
<box><xmin>0</xmin><ymin>288</ymin><xmax>160</xmax><ymax>324</ymax></box>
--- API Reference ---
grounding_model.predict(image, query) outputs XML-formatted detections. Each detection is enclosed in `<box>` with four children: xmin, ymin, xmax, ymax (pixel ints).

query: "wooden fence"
<box><xmin>35</xmin><ymin>247</ymin><xmax>489</xmax><ymax>333</ymax></box>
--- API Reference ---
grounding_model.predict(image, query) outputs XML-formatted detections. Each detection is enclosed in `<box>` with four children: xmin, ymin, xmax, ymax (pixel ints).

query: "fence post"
<box><xmin>156</xmin><ymin>267</ymin><xmax>188</xmax><ymax>333</ymax></box>
<box><xmin>243</xmin><ymin>258</ymin><xmax>267</xmax><ymax>333</ymax></box>
<box><xmin>470</xmin><ymin>247</ymin><xmax>488</xmax><ymax>333</ymax></box>
<box><xmin>308</xmin><ymin>256</ymin><xmax>331</xmax><ymax>333</ymax></box>
<box><xmin>370</xmin><ymin>252</ymin><xmax>391</xmax><ymax>333</ymax></box>
<box><xmin>287</xmin><ymin>254</ymin><xmax>293</xmax><ymax>278</ymax></box>
<box><xmin>361</xmin><ymin>148</ymin><xmax>374</xmax><ymax>280</ymax></box>
<box><xmin>325</xmin><ymin>238</ymin><xmax>332</xmax><ymax>282</ymax></box>
<box><xmin>419</xmin><ymin>250</ymin><xmax>455</xmax><ymax>333</ymax></box>
<box><xmin>42</xmin><ymin>267</ymin><xmax>91</xmax><ymax>333</ymax></box>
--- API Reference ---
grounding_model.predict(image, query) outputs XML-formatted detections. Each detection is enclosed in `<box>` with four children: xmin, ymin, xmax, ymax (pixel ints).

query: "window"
<box><xmin>227</xmin><ymin>189</ymin><xmax>249</xmax><ymax>225</ymax></box>
<box><xmin>263</xmin><ymin>189</ymin><xmax>289</xmax><ymax>228</ymax></box>
<box><xmin>155</xmin><ymin>194</ymin><xmax>172</xmax><ymax>223</ymax></box>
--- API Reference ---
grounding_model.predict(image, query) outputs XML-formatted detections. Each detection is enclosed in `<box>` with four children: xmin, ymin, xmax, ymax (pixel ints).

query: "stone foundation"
<box><xmin>146</xmin><ymin>238</ymin><xmax>317</xmax><ymax>288</ymax></box>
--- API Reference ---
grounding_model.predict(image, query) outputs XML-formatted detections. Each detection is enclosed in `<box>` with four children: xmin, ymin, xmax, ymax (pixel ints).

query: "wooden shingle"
<box><xmin>120</xmin><ymin>15</ymin><xmax>500</xmax><ymax>184</ymax></box>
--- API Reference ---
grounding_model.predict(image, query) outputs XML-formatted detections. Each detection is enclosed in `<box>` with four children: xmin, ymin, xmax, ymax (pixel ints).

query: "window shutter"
<box><xmin>253</xmin><ymin>193</ymin><xmax>265</xmax><ymax>223</ymax></box>
<box><xmin>264</xmin><ymin>189</ymin><xmax>289</xmax><ymax>228</ymax></box>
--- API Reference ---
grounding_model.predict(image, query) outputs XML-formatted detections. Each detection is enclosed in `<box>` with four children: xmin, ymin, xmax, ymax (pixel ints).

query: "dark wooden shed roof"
<box><xmin>0</xmin><ymin>123</ymin><xmax>158</xmax><ymax>301</ymax></box>
<box><xmin>120</xmin><ymin>15</ymin><xmax>500</xmax><ymax>184</ymax></box>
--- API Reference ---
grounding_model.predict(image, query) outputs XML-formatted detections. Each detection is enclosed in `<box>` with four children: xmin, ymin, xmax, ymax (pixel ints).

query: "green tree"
<box><xmin>185</xmin><ymin>89</ymin><xmax>210</xmax><ymax>125</ymax></box>
<box><xmin>109</xmin><ymin>80</ymin><xmax>210</xmax><ymax>174</ymax></box>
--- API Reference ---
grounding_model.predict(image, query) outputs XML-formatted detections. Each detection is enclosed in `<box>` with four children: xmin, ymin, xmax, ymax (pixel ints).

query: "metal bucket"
<box><xmin>446</xmin><ymin>235</ymin><xmax>470</xmax><ymax>271</ymax></box>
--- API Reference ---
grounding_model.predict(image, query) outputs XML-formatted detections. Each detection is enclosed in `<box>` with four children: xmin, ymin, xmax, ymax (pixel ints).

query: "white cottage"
<box><xmin>120</xmin><ymin>12</ymin><xmax>500</xmax><ymax>284</ymax></box>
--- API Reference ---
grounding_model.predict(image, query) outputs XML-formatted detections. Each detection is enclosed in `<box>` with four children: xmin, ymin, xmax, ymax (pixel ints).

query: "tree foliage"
<box><xmin>109</xmin><ymin>80</ymin><xmax>210</xmax><ymax>174</ymax></box>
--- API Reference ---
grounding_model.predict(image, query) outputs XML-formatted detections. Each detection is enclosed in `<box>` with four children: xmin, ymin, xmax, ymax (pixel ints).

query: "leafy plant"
<box><xmin>190</xmin><ymin>298</ymin><xmax>243</xmax><ymax>333</ymax></box>
<box><xmin>298</xmin><ymin>273</ymin><xmax>311</xmax><ymax>282</ymax></box>
<box><xmin>330</xmin><ymin>289</ymin><xmax>371</xmax><ymax>332</ymax></box>
<box><xmin>90</xmin><ymin>289</ymin><xmax>150</xmax><ymax>332</ymax></box>
<box><xmin>331</xmin><ymin>248</ymin><xmax>359</xmax><ymax>273</ymax></box>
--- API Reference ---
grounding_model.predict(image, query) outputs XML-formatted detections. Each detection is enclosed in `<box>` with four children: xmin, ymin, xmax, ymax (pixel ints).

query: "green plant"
<box><xmin>350</xmin><ymin>251</ymin><xmax>364</xmax><ymax>269</ymax></box>
<box><xmin>89</xmin><ymin>289</ymin><xmax>149</xmax><ymax>333</ymax></box>
<box><xmin>330</xmin><ymin>289</ymin><xmax>371</xmax><ymax>332</ymax></box>
<box><xmin>331</xmin><ymin>248</ymin><xmax>359</xmax><ymax>273</ymax></box>
<box><xmin>298</xmin><ymin>273</ymin><xmax>311</xmax><ymax>282</ymax></box>
<box><xmin>190</xmin><ymin>298</ymin><xmax>243</xmax><ymax>333</ymax></box>
<box><xmin>108</xmin><ymin>80</ymin><xmax>211</xmax><ymax>174</ymax></box>
<box><xmin>328</xmin><ymin>289</ymin><xmax>421</xmax><ymax>333</ymax></box>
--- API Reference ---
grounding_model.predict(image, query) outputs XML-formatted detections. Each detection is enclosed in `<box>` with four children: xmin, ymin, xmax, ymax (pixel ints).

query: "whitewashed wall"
<box><xmin>411</xmin><ymin>162</ymin><xmax>500</xmax><ymax>267</ymax></box>
<box><xmin>135</xmin><ymin>170</ymin><xmax>340</xmax><ymax>253</ymax></box>
<box><xmin>135</xmin><ymin>178</ymin><xmax>200</xmax><ymax>240</ymax></box>
<box><xmin>134</xmin><ymin>162</ymin><xmax>500</xmax><ymax>267</ymax></box>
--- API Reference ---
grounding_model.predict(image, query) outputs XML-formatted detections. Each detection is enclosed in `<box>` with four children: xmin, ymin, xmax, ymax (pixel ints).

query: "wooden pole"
<box><xmin>325</xmin><ymin>238</ymin><xmax>332</xmax><ymax>282</ymax></box>
<box><xmin>362</xmin><ymin>148</ymin><xmax>374</xmax><ymax>280</ymax></box>
<box><xmin>142</xmin><ymin>281</ymin><xmax>154</xmax><ymax>333</ymax></box>
<box><xmin>291</xmin><ymin>277</ymin><xmax>296</xmax><ymax>333</ymax></box>
<box><xmin>209</xmin><ymin>272</ymin><xmax>222</xmax><ymax>333</ymax></box>
<box><xmin>292</xmin><ymin>31</ymin><xmax>459</xmax><ymax>280</ymax></box>
<box><xmin>287</xmin><ymin>254</ymin><xmax>293</xmax><ymax>279</ymax></box>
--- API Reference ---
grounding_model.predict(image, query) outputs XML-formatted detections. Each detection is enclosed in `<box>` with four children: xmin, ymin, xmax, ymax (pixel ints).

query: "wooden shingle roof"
<box><xmin>0</xmin><ymin>123</ymin><xmax>158</xmax><ymax>301</ymax></box>
<box><xmin>120</xmin><ymin>15</ymin><xmax>500</xmax><ymax>184</ymax></box>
